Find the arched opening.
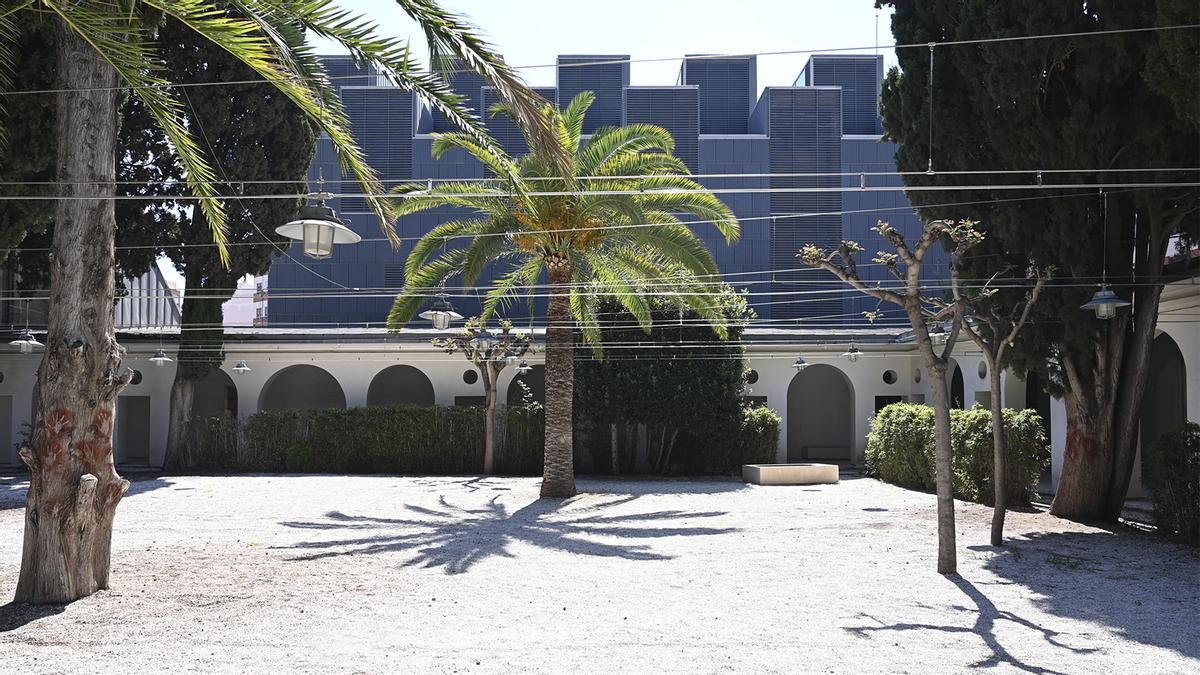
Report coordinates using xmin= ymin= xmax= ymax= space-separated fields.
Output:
xmin=786 ymin=364 xmax=854 ymax=463
xmin=507 ymin=365 xmax=545 ymax=406
xmin=258 ymin=365 xmax=346 ymax=412
xmin=1142 ymin=333 xmax=1187 ymax=480
xmin=193 ymin=368 xmax=237 ymax=419
xmin=949 ymin=363 xmax=965 ymax=410
xmin=367 ymin=365 xmax=435 ymax=407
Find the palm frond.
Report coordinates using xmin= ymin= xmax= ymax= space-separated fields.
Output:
xmin=0 ymin=6 xmax=23 ymax=151
xmin=578 ymin=123 xmax=676 ymax=175
xmin=50 ymin=0 xmax=230 ymax=263
xmin=481 ymin=255 xmax=543 ymax=321
xmin=145 ymin=0 xmax=392 ymax=248
xmin=388 ymin=248 xmax=469 ymax=327
xmin=609 ymin=222 xmax=721 ymax=278
xmin=560 ymin=91 xmax=594 ymax=153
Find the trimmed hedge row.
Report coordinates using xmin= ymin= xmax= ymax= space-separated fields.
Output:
xmin=673 ymin=404 xmax=782 ymax=475
xmin=865 ymin=403 xmax=1049 ymax=505
xmin=196 ymin=405 xmax=544 ymax=475
xmin=1146 ymin=422 xmax=1199 ymax=542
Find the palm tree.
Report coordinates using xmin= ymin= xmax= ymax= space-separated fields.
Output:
xmin=2 ymin=0 xmax=550 ymax=605
xmin=388 ymin=92 xmax=740 ymax=498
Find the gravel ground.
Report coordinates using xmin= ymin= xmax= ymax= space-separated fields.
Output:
xmin=1 ymin=473 xmax=1197 ymax=674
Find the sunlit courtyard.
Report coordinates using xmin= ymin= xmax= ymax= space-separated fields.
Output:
xmin=1 ymin=474 xmax=1195 ymax=673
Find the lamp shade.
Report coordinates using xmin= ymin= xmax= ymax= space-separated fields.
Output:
xmin=842 ymin=344 xmax=861 ymax=363
xmin=1080 ymin=286 xmax=1131 ymax=320
xmin=929 ymin=322 xmax=947 ymax=345
xmin=791 ymin=356 xmax=809 ymax=371
xmin=516 ymin=359 xmax=532 ymax=375
xmin=232 ymin=360 xmax=251 ymax=374
xmin=9 ymin=330 xmax=41 ymax=354
xmin=149 ymin=349 xmax=172 ymax=367
xmin=276 ymin=195 xmax=360 ymax=260
xmin=418 ymin=293 xmax=463 ymax=330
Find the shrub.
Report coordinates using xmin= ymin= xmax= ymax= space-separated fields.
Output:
xmin=204 ymin=405 xmax=545 ymax=475
xmin=865 ymin=403 xmax=936 ymax=491
xmin=1145 ymin=422 xmax=1200 ymax=542
xmin=737 ymin=405 xmax=782 ymax=466
xmin=866 ymin=403 xmax=1048 ymax=505
xmin=951 ymin=406 xmax=1049 ymax=505
xmin=674 ymin=405 xmax=781 ymax=475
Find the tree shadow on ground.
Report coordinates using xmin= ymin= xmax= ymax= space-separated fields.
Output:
xmin=0 ymin=476 xmax=173 ymax=511
xmin=846 ymin=575 xmax=1099 ymax=674
xmin=971 ymin=530 xmax=1200 ymax=660
xmin=278 ymin=491 xmax=736 ymax=574
xmin=0 ymin=602 xmax=64 ymax=633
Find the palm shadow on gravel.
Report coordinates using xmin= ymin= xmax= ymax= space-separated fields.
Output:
xmin=278 ymin=492 xmax=736 ymax=574
xmin=0 ymin=602 xmax=64 ymax=633
xmin=973 ymin=531 xmax=1200 ymax=660
xmin=846 ymin=575 xmax=1098 ymax=674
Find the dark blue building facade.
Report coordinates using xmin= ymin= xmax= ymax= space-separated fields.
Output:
xmin=269 ymin=53 xmax=937 ymax=327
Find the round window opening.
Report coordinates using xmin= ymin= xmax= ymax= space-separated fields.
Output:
xmin=747 ymin=369 xmax=759 ymax=384
xmin=913 ymin=368 xmax=922 ymax=384
xmin=978 ymin=362 xmax=988 ymax=379
xmin=463 ymin=369 xmax=478 ymax=385
xmin=882 ymin=369 xmax=898 ymax=385
xmin=129 ymin=369 xmax=143 ymax=385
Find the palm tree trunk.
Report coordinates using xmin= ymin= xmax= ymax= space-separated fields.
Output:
xmin=483 ymin=362 xmax=497 ymax=475
xmin=15 ymin=24 xmax=130 ymax=604
xmin=540 ymin=258 xmax=576 ymax=497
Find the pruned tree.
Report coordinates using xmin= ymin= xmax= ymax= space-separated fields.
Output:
xmin=800 ymin=218 xmax=983 ymax=574
xmin=435 ymin=318 xmax=531 ymax=474
xmin=952 ymin=267 xmax=1051 ymax=546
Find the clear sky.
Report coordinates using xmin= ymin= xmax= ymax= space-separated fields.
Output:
xmin=317 ymin=0 xmax=898 ymax=93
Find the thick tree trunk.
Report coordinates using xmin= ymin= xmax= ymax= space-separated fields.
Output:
xmin=1104 ymin=281 xmax=1165 ymax=518
xmin=540 ymin=258 xmax=575 ymax=497
xmin=928 ymin=362 xmax=957 ymax=575
xmin=1050 ymin=389 xmax=1114 ymax=520
xmin=163 ymin=375 xmax=196 ymax=472
xmin=15 ymin=25 xmax=130 ymax=604
xmin=988 ymin=363 xmax=1006 ymax=546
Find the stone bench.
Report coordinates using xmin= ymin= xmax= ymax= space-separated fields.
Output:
xmin=742 ymin=463 xmax=840 ymax=485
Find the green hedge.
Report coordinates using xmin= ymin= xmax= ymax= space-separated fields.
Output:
xmin=1146 ymin=422 xmax=1200 ymax=542
xmin=196 ymin=405 xmax=544 ymax=475
xmin=674 ymin=405 xmax=781 ymax=475
xmin=865 ymin=403 xmax=1048 ymax=505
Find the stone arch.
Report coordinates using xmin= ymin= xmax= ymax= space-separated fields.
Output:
xmin=507 ymin=365 xmax=545 ymax=406
xmin=786 ymin=364 xmax=854 ymax=463
xmin=258 ymin=364 xmax=346 ymax=412
xmin=193 ymin=368 xmax=238 ymax=419
xmin=367 ymin=365 xmax=436 ymax=407
xmin=1142 ymin=332 xmax=1187 ymax=478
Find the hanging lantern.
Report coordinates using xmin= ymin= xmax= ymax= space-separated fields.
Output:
xmin=9 ymin=329 xmax=41 ymax=354
xmin=791 ymin=355 xmax=809 ymax=372
xmin=516 ymin=359 xmax=532 ymax=375
xmin=232 ymin=360 xmax=251 ymax=374
xmin=149 ymin=349 xmax=173 ymax=367
xmin=842 ymin=343 xmax=861 ymax=363
xmin=419 ymin=292 xmax=463 ymax=330
xmin=929 ymin=322 xmax=947 ymax=346
xmin=275 ymin=192 xmax=361 ymax=260
xmin=1080 ymin=285 xmax=1131 ymax=320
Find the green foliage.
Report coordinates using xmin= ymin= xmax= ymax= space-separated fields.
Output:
xmin=878 ymin=1 xmax=1199 ymax=397
xmin=866 ymin=403 xmax=938 ymax=491
xmin=866 ymin=403 xmax=1048 ymax=505
xmin=387 ymin=90 xmax=740 ymax=339
xmin=1145 ymin=422 xmax=1200 ymax=542
xmin=204 ymin=405 xmax=545 ymax=475
xmin=951 ymin=406 xmax=1050 ymax=505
